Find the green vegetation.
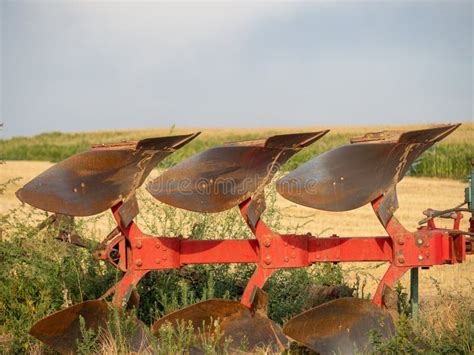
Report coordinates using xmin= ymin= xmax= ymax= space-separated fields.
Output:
xmin=370 ymin=284 xmax=474 ymax=355
xmin=1 ymin=124 xmax=473 ymax=179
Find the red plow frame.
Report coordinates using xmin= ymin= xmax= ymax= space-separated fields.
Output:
xmin=103 ymin=195 xmax=470 ymax=310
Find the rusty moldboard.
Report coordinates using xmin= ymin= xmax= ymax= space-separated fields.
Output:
xmin=276 ymin=124 xmax=460 ymax=212
xmin=16 ymin=133 xmax=199 ymax=218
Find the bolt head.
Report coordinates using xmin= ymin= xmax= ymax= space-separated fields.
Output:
xmin=264 ymin=256 xmax=272 ymax=265
xmin=418 ymin=255 xmax=424 ymax=261
xmin=135 ymin=259 xmax=143 ymax=267
xmin=416 ymin=238 xmax=423 ymax=246
xmin=398 ymin=256 xmax=405 ymax=264
xmin=398 ymin=238 xmax=404 ymax=245
xmin=136 ymin=240 xmax=142 ymax=249
xmin=264 ymin=239 xmax=271 ymax=247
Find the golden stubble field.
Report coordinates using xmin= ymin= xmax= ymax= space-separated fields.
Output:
xmin=1 ymin=160 xmax=472 ymax=302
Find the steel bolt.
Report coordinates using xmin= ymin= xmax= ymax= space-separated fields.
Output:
xmin=135 ymin=259 xmax=143 ymax=267
xmin=136 ymin=240 xmax=142 ymax=249
xmin=291 ymin=252 xmax=296 ymax=259
xmin=398 ymin=237 xmax=404 ymax=245
xmin=155 ymin=243 xmax=160 ymax=249
xmin=264 ymin=239 xmax=271 ymax=247
xmin=416 ymin=238 xmax=423 ymax=246
xmin=398 ymin=256 xmax=405 ymax=264
xmin=264 ymin=256 xmax=272 ymax=265
xmin=418 ymin=255 xmax=424 ymax=261
xmin=162 ymin=256 xmax=167 ymax=261
xmin=156 ymin=259 xmax=161 ymax=264
xmin=284 ymin=256 xmax=289 ymax=262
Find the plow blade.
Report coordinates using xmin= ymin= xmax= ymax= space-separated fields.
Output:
xmin=151 ymin=299 xmax=288 ymax=352
xmin=147 ymin=131 xmax=328 ymax=214
xmin=30 ymin=299 xmax=148 ymax=354
xmin=277 ymin=124 xmax=459 ymax=212
xmin=283 ymin=298 xmax=395 ymax=355
xmin=16 ymin=133 xmax=199 ymax=218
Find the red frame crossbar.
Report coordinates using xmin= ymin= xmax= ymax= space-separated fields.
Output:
xmin=97 ymin=195 xmax=469 ymax=310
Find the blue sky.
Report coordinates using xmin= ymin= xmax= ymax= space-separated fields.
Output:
xmin=1 ymin=1 xmax=472 ymax=138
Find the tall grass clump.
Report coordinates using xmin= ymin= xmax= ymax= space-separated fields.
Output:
xmin=371 ymin=284 xmax=473 ymax=354
xmin=410 ymin=144 xmax=473 ymax=180
xmin=0 ymin=210 xmax=118 ymax=352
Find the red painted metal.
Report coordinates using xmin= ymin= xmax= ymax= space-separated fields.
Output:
xmin=98 ymin=194 xmax=469 ymax=309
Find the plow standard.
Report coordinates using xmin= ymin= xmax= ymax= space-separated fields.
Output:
xmin=16 ymin=124 xmax=473 ymax=354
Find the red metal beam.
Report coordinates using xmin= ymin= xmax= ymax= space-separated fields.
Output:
xmin=308 ymin=236 xmax=392 ymax=262
xmin=106 ymin=198 xmax=470 ymax=308
xmin=181 ymin=239 xmax=259 ymax=264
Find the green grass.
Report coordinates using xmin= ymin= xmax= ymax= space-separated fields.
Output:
xmin=1 ymin=125 xmax=473 ymax=180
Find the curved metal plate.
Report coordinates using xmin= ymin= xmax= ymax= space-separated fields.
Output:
xmin=277 ymin=124 xmax=459 ymax=211
xmin=147 ymin=131 xmax=328 ymax=213
xmin=283 ymin=298 xmax=395 ymax=354
xmin=30 ymin=300 xmax=149 ymax=354
xmin=16 ymin=133 xmax=199 ymax=216
xmin=151 ymin=299 xmax=288 ymax=351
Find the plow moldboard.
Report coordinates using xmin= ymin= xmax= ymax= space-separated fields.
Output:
xmin=30 ymin=300 xmax=149 ymax=354
xmin=283 ymin=297 xmax=395 ymax=355
xmin=152 ymin=299 xmax=288 ymax=352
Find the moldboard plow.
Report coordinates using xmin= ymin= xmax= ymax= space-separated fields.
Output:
xmin=16 ymin=124 xmax=473 ymax=354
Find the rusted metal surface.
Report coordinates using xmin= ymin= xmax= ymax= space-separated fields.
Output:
xmin=152 ymin=298 xmax=288 ymax=352
xmin=283 ymin=298 xmax=395 ymax=354
xmin=16 ymin=133 xmax=199 ymax=218
xmin=147 ymin=132 xmax=328 ymax=221
xmin=29 ymin=300 xmax=148 ymax=354
xmin=277 ymin=124 xmax=460 ymax=212
xmin=30 ymin=300 xmax=109 ymax=354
